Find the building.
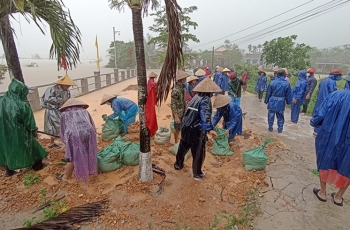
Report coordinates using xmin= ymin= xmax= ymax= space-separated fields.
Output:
xmin=244 ymin=53 xmax=263 ymax=66
xmin=315 ymin=57 xmax=343 ymax=73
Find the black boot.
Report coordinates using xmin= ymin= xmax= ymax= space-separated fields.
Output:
xmin=32 ymin=160 xmax=48 ymax=171
xmin=5 ymin=166 xmax=16 ymax=177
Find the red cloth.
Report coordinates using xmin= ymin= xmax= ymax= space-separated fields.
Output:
xmin=319 ymin=169 xmax=350 ymax=188
xmin=147 ymin=78 xmax=156 ymax=94
xmin=204 ymin=68 xmax=211 ymax=76
xmin=145 ymin=85 xmax=158 ymax=137
xmin=61 ymin=56 xmax=67 ymax=70
xmin=241 ymin=71 xmax=249 ymax=90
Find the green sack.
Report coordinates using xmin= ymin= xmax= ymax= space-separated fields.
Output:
xmin=97 ymin=144 xmax=123 ymax=173
xmin=169 ymin=143 xmax=191 ymax=161
xmin=243 ymin=140 xmax=270 ymax=171
xmin=101 ymin=114 xmax=123 ymax=141
xmin=120 ymin=142 xmax=140 ymax=166
xmin=211 ymin=127 xmax=234 ymax=156
xmin=170 ymin=120 xmax=175 ymax=133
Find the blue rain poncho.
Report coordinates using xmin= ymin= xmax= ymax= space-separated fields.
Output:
xmin=345 ymin=81 xmax=350 ymax=90
xmin=255 ymin=75 xmax=267 ymax=92
xmin=109 ymin=97 xmax=138 ymax=134
xmin=310 ymin=90 xmax=350 ymax=182
xmin=217 ymin=73 xmax=229 ymax=92
xmin=213 ymin=72 xmax=221 ymax=85
xmin=291 ymin=70 xmax=307 ymax=123
xmin=264 ymin=76 xmax=292 ymax=132
xmin=212 ymin=102 xmax=243 ymax=142
xmin=312 ymin=74 xmax=341 ymax=133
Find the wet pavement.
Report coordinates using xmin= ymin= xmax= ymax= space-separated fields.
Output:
xmin=240 ymin=92 xmax=350 ymax=230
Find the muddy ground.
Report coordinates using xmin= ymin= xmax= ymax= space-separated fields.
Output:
xmin=1 ymin=89 xmax=349 ymax=230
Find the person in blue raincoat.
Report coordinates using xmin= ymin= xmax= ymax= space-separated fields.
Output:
xmin=344 ymin=73 xmax=350 ymax=90
xmin=312 ymin=69 xmax=343 ymax=136
xmin=310 ymin=90 xmax=350 ymax=206
xmin=213 ymin=66 xmax=222 ymax=85
xmin=195 ymin=69 xmax=206 ymax=84
xmin=290 ymin=70 xmax=307 ymax=123
xmin=255 ymin=70 xmax=267 ymax=102
xmin=216 ymin=68 xmax=230 ymax=95
xmin=264 ymin=69 xmax=292 ymax=133
xmin=212 ymin=95 xmax=243 ymax=142
xmin=100 ymin=94 xmax=138 ymax=134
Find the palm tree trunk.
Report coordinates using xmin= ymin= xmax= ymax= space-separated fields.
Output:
xmin=131 ymin=4 xmax=153 ymax=182
xmin=0 ymin=15 xmax=25 ymax=83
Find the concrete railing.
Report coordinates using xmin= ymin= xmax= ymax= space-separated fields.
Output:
xmin=0 ymin=68 xmax=136 ymax=112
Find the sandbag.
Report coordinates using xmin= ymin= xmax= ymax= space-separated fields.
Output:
xmin=211 ymin=127 xmax=234 ymax=156
xmin=120 ymin=142 xmax=140 ymax=166
xmin=243 ymin=140 xmax=270 ymax=171
xmin=169 ymin=143 xmax=191 ymax=161
xmin=97 ymin=144 xmax=122 ymax=173
xmin=154 ymin=127 xmax=171 ymax=145
xmin=170 ymin=120 xmax=175 ymax=133
xmin=101 ymin=114 xmax=123 ymax=141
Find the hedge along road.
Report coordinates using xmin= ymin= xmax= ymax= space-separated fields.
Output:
xmin=239 ymin=92 xmax=350 ymax=230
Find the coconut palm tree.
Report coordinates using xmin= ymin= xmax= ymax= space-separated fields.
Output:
xmin=109 ymin=0 xmax=183 ymax=182
xmin=0 ymin=0 xmax=82 ymax=83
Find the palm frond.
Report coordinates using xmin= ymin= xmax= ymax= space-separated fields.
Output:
xmin=156 ymin=0 xmax=183 ymax=105
xmin=109 ymin=0 xmax=130 ymax=11
xmin=12 ymin=199 xmax=108 ymax=230
xmin=0 ymin=0 xmax=82 ymax=70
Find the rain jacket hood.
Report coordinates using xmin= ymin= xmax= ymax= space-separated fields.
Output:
xmin=329 ymin=74 xmax=342 ymax=81
xmin=298 ymin=70 xmax=307 ymax=81
xmin=6 ymin=78 xmax=29 ymax=101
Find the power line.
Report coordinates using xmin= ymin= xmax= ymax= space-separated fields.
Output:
xmin=191 ymin=0 xmax=315 ymax=49
xmin=231 ymin=0 xmax=348 ymax=46
xmin=233 ymin=0 xmax=350 ymax=46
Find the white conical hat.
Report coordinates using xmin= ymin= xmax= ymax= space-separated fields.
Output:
xmin=148 ymin=72 xmax=158 ymax=78
xmin=213 ymin=95 xmax=231 ymax=108
xmin=100 ymin=94 xmax=118 ymax=105
xmin=60 ymin=98 xmax=89 ymax=111
xmin=55 ymin=75 xmax=76 ymax=86
xmin=222 ymin=68 xmax=230 ymax=72
xmin=195 ymin=69 xmax=206 ymax=76
xmin=176 ymin=71 xmax=190 ymax=81
xmin=193 ymin=78 xmax=222 ymax=93
xmin=187 ymin=75 xmax=199 ymax=83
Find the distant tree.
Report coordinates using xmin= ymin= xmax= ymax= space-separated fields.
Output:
xmin=222 ymin=40 xmax=243 ymax=68
xmin=261 ymin=35 xmax=312 ymax=73
xmin=198 ymin=50 xmax=213 ymax=67
xmin=106 ymin=40 xmax=136 ymax=69
xmin=0 ymin=64 xmax=7 ymax=84
xmin=148 ymin=5 xmax=199 ymax=66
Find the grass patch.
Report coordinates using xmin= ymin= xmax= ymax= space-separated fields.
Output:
xmin=23 ymin=173 xmax=41 ymax=188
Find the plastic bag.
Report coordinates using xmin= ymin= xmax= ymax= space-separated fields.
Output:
xmin=97 ymin=144 xmax=122 ymax=173
xmin=169 ymin=143 xmax=191 ymax=161
xmin=101 ymin=114 xmax=123 ymax=141
xmin=154 ymin=127 xmax=171 ymax=145
xmin=243 ymin=140 xmax=270 ymax=171
xmin=211 ymin=127 xmax=234 ymax=156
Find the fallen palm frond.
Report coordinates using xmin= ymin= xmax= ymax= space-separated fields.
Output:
xmin=12 ymin=199 xmax=108 ymax=230
xmin=156 ymin=0 xmax=183 ymax=105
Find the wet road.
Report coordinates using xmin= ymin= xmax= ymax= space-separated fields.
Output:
xmin=240 ymin=92 xmax=350 ymax=230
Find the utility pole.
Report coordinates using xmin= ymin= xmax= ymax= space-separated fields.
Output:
xmin=211 ymin=46 xmax=214 ymax=71
xmin=113 ymin=27 xmax=121 ymax=68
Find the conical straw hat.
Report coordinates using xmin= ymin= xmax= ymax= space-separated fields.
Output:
xmin=60 ymin=98 xmax=89 ymax=111
xmin=213 ymin=95 xmax=231 ymax=108
xmin=282 ymin=68 xmax=289 ymax=75
xmin=176 ymin=71 xmax=190 ymax=81
xmin=148 ymin=72 xmax=158 ymax=78
xmin=100 ymin=94 xmax=118 ymax=105
xmin=187 ymin=75 xmax=199 ymax=83
xmin=55 ymin=75 xmax=76 ymax=86
xmin=217 ymin=67 xmax=224 ymax=72
xmin=222 ymin=68 xmax=230 ymax=72
xmin=193 ymin=78 xmax=222 ymax=93
xmin=195 ymin=69 xmax=206 ymax=76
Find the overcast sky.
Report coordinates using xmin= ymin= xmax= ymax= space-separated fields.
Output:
xmin=1 ymin=0 xmax=349 ymax=59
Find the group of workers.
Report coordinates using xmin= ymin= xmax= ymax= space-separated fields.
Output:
xmin=0 ymin=75 xmax=138 ymax=184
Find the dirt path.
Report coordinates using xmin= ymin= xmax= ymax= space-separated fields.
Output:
xmin=240 ymin=92 xmax=350 ymax=230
